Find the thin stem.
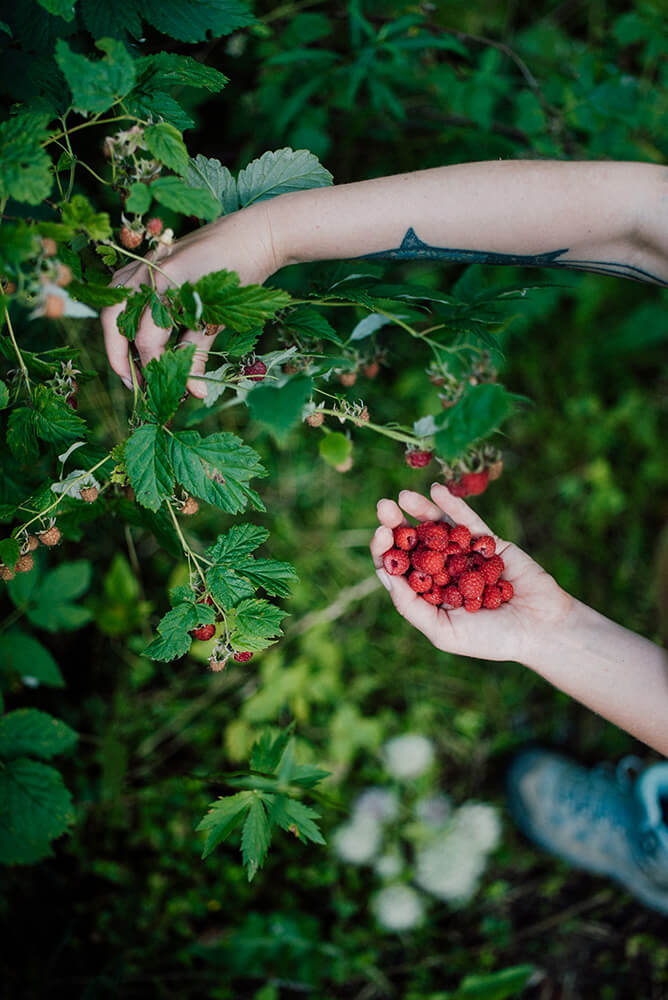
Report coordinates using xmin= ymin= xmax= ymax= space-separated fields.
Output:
xmin=15 ymin=454 xmax=114 ymax=535
xmin=165 ymin=500 xmax=209 ymax=589
xmin=43 ymin=114 xmax=141 ymax=147
xmin=4 ymin=308 xmax=31 ymax=396
xmin=316 ymin=406 xmax=420 ymax=445
xmin=106 ymin=242 xmax=177 ymax=286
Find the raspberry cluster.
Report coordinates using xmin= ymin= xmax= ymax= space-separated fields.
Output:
xmin=382 ymin=520 xmax=514 ymax=613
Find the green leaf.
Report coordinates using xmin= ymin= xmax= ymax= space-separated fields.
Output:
xmin=66 ymin=279 xmax=128 ymax=309
xmin=55 ymin=37 xmax=136 ymax=114
xmin=0 ymin=538 xmax=20 ymax=569
xmin=266 ymin=796 xmax=325 ymax=846
xmin=125 ymin=181 xmax=152 ymax=214
xmin=126 ymin=91 xmax=195 ymax=133
xmin=205 ymin=565 xmax=255 ymax=609
xmin=319 ymin=432 xmax=352 ymax=467
xmin=233 ymin=558 xmax=297 ymax=599
xmin=230 ymin=597 xmax=287 ymax=652
xmin=0 ymin=709 xmax=77 ymax=760
xmin=0 ymin=631 xmax=65 ymax=687
xmin=186 ymin=154 xmax=237 ymax=215
xmin=125 ymin=424 xmax=174 ymax=511
xmin=144 ymin=122 xmax=190 ymax=177
xmin=6 ymin=408 xmax=39 ymax=464
xmin=241 ymin=795 xmax=271 ymax=880
xmin=36 ymin=0 xmax=77 ymax=20
xmin=8 ymin=561 xmax=93 ymax=632
xmin=0 ymin=222 xmax=39 ymax=269
xmin=135 ymin=52 xmax=228 ymax=93
xmin=117 ymin=287 xmax=152 ymax=341
xmin=140 ymin=0 xmax=256 ymax=43
xmin=450 ymin=964 xmax=536 ymax=1000
xmin=32 ymin=385 xmax=87 ymax=448
xmin=0 ymin=757 xmax=74 ymax=865
xmin=287 ymin=763 xmax=331 ymax=789
xmin=247 ymin=376 xmax=313 ymax=444
xmin=206 ymin=524 xmax=269 ymax=561
xmin=249 ymin=729 xmax=292 ymax=773
xmin=60 ymin=194 xmax=112 ymax=241
xmin=143 ymin=599 xmax=214 ymax=661
xmin=144 ymin=346 xmax=194 ymax=424
xmin=237 ymin=148 xmax=333 ymax=207
xmin=0 ymin=113 xmax=53 ymax=205
xmin=434 ymin=383 xmax=513 ymax=462
xmin=284 ymin=305 xmax=341 ymax=345
xmin=79 ymin=0 xmax=144 ymax=39
xmin=196 ymin=790 xmax=253 ymax=859
xmin=0 ymin=380 xmax=8 ymax=409
xmin=151 ymin=176 xmax=221 ymax=222
xmin=169 ymin=430 xmax=265 ymax=513
xmin=194 ymin=270 xmax=292 ymax=331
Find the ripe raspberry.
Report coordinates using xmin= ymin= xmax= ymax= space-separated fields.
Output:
xmin=181 ymin=496 xmax=199 ymax=515
xmin=146 ymin=217 xmax=164 ymax=236
xmin=487 ymin=459 xmax=504 ymax=481
xmin=408 ymin=570 xmax=432 ymax=593
xmin=458 ymin=570 xmax=485 ymax=600
xmin=363 ymin=360 xmax=380 ymax=378
xmin=421 ymin=522 xmax=449 ymax=551
xmin=467 ymin=552 xmax=485 ymax=571
xmin=411 ymin=546 xmax=445 ymax=576
xmin=233 ymin=651 xmax=253 ymax=662
xmin=0 ymin=564 xmax=15 ymax=581
xmin=119 ymin=226 xmax=143 ymax=250
xmin=432 ymin=570 xmax=450 ymax=587
xmin=446 ymin=479 xmax=469 ymax=497
xmin=460 ymin=470 xmax=489 ymax=496
xmin=383 ymin=548 xmax=410 ymax=576
xmin=66 ymin=393 xmax=78 ymax=410
xmin=393 ymin=525 xmax=418 ymax=551
xmin=442 ymin=585 xmax=463 ymax=609
xmin=449 ymin=524 xmax=471 ymax=551
xmin=498 ymin=580 xmax=514 ymax=603
xmin=471 ymin=534 xmax=496 ymax=558
xmin=482 ymin=585 xmax=503 ymax=610
xmin=405 ymin=449 xmax=433 ymax=469
xmin=80 ymin=486 xmax=98 ymax=504
xmin=38 ymin=526 xmax=61 ymax=547
xmin=421 ymin=585 xmax=446 ymax=606
xmin=15 ymin=554 xmax=34 ymax=574
xmin=306 ymin=411 xmax=324 ymax=428
xmin=192 ymin=624 xmax=216 ymax=641
xmin=481 ymin=554 xmax=505 ymax=586
xmin=198 ymin=594 xmax=215 ymax=607
xmin=338 ymin=371 xmax=357 ymax=387
xmin=464 ymin=596 xmax=483 ymax=613
xmin=416 ymin=521 xmax=436 ymax=542
xmin=243 ymin=360 xmax=267 ymax=382
xmin=445 ymin=540 xmax=463 ymax=554
xmin=45 ymin=294 xmax=65 ymax=319
xmin=447 ymin=553 xmax=469 ymax=577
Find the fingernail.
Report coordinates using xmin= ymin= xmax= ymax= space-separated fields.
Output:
xmin=431 ymin=482 xmax=442 ymax=490
xmin=377 ymin=569 xmax=393 ymax=593
xmin=121 ymin=376 xmax=133 ymax=391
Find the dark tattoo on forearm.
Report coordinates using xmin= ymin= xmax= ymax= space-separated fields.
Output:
xmin=357 ymin=227 xmax=667 ymax=287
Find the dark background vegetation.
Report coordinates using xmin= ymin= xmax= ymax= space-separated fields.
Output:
xmin=1 ymin=0 xmax=667 ymax=997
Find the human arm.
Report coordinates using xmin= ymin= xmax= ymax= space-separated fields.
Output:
xmin=370 ymin=483 xmax=668 ymax=756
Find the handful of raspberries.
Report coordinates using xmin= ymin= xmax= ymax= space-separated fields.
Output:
xmin=382 ymin=520 xmax=514 ymax=613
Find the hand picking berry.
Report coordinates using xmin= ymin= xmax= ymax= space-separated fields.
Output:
xmin=380 ymin=518 xmax=514 ymax=613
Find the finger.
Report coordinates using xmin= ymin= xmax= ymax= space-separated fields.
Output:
xmin=134 ymin=308 xmax=173 ymax=369
xmin=381 ymin=569 xmax=448 ymax=643
xmin=397 ymin=488 xmax=449 ymax=524
xmin=370 ymin=524 xmax=395 ymax=569
xmin=101 ymin=301 xmax=134 ymax=388
xmin=428 ymin=483 xmax=495 ymax=537
xmin=179 ymin=327 xmax=220 ymax=399
xmin=376 ymin=497 xmax=406 ymax=529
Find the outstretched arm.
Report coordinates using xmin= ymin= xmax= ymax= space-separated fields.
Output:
xmin=269 ymin=159 xmax=668 ymax=285
xmin=370 ymin=484 xmax=668 ymax=757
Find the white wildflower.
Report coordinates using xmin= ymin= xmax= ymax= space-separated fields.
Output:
xmin=383 ymin=733 xmax=435 ymax=780
xmin=415 ymin=793 xmax=452 ymax=829
xmin=374 ymin=850 xmax=404 ymax=879
xmin=332 ymin=815 xmax=382 ymax=865
xmin=414 ymin=820 xmax=490 ymax=904
xmin=454 ymin=802 xmax=502 ymax=853
xmin=353 ymin=787 xmax=400 ymax=825
xmin=372 ymin=884 xmax=425 ymax=932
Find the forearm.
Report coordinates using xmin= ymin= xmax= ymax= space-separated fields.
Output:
xmin=267 ymin=159 xmax=668 ymax=285
xmin=521 ymin=599 xmax=668 ymax=755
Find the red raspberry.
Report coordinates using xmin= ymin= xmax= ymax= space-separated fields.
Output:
xmin=421 ymin=522 xmax=449 ymax=551
xmin=192 ymin=624 xmax=215 ymax=641
xmin=464 ymin=596 xmax=483 ymax=613
xmin=411 ymin=547 xmax=445 ymax=575
xmin=421 ymin=585 xmax=445 ymax=605
xmin=233 ymin=651 xmax=253 ymax=662
xmin=445 ymin=540 xmax=463 ymax=554
xmin=119 ymin=226 xmax=143 ymax=250
xmin=447 ymin=479 xmax=470 ymax=497
xmin=198 ymin=594 xmax=215 ymax=607
xmin=363 ymin=360 xmax=380 ymax=378
xmin=471 ymin=534 xmax=496 ymax=558
xmin=416 ymin=521 xmax=436 ymax=542
xmin=146 ymin=217 xmax=164 ymax=236
xmin=66 ymin=393 xmax=78 ymax=410
xmin=482 ymin=585 xmax=503 ymax=609
xmin=408 ymin=570 xmax=432 ymax=593
xmin=405 ymin=449 xmax=433 ymax=469
xmin=243 ymin=360 xmax=267 ymax=381
xmin=432 ymin=570 xmax=450 ymax=587
xmin=383 ymin=548 xmax=410 ymax=575
xmin=461 ymin=470 xmax=489 ymax=496
xmin=499 ymin=579 xmax=514 ymax=602
xmin=442 ymin=585 xmax=463 ymax=608
xmin=467 ymin=552 xmax=485 ymax=571
xmin=393 ymin=525 xmax=418 ymax=551
xmin=458 ymin=570 xmax=485 ymax=600
xmin=447 ymin=553 xmax=469 ymax=577
xmin=481 ymin=554 xmax=505 ymax=586
xmin=449 ymin=524 xmax=471 ymax=551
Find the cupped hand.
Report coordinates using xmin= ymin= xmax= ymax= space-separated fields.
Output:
xmin=370 ymin=483 xmax=574 ymax=663
xmin=100 ymin=202 xmax=279 ymax=398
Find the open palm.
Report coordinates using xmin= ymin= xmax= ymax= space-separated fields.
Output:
xmin=370 ymin=484 xmax=574 ymax=664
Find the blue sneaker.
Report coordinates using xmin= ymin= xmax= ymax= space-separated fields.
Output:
xmin=506 ymin=748 xmax=668 ymax=915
